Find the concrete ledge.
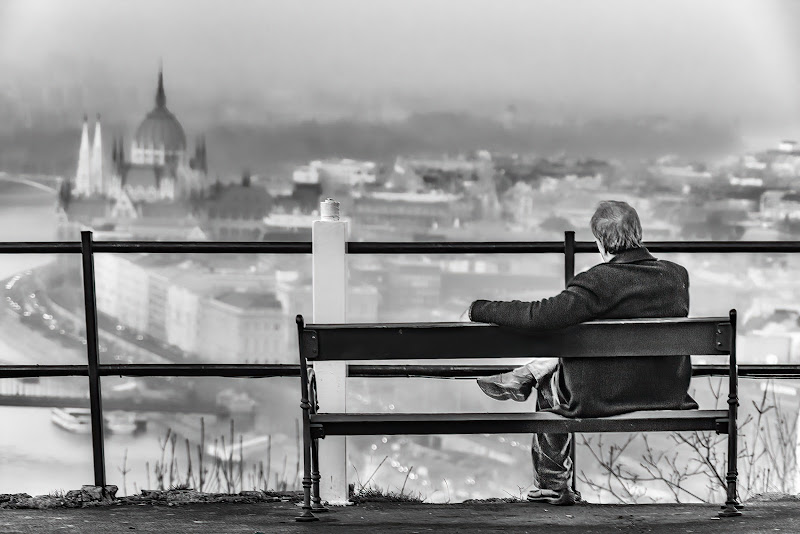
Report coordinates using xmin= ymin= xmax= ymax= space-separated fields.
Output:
xmin=0 ymin=498 xmax=798 ymax=533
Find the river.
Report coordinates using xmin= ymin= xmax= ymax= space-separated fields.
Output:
xmin=0 ymin=182 xmax=194 ymax=496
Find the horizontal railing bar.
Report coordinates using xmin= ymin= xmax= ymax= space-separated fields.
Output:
xmin=0 ymin=365 xmax=88 ymax=377
xmin=0 ymin=243 xmax=82 ymax=254
xmin=99 ymin=364 xmax=301 ymax=377
xmin=2 ymin=363 xmax=797 ymax=380
xmin=0 ymin=364 xmax=301 ymax=378
xmin=348 ymin=241 xmax=800 ymax=255
xmin=1 ymin=240 xmax=800 ymax=255
xmin=575 ymin=241 xmax=800 ymax=254
xmin=92 ymin=242 xmax=312 ymax=254
xmin=347 ymin=242 xmax=564 ymax=254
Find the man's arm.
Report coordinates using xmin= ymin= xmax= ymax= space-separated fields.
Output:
xmin=469 ymin=274 xmax=607 ymax=331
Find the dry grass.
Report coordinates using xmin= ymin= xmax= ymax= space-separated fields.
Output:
xmin=131 ymin=417 xmax=300 ymax=494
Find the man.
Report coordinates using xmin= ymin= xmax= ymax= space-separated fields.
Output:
xmin=468 ymin=201 xmax=697 ymax=506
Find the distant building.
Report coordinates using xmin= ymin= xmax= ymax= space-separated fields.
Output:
xmin=649 ymin=157 xmax=713 ymax=190
xmin=95 ymin=253 xmax=282 ymax=361
xmin=728 ymin=175 xmax=765 ymax=188
xmin=93 ymin=254 xmax=169 ymax=332
xmin=107 ymin=68 xmax=207 ymax=203
xmin=396 ymin=156 xmax=481 ymax=191
xmin=351 ymin=190 xmax=470 ymax=234
xmin=778 ymin=140 xmax=798 ymax=153
xmin=261 ymin=212 xmax=313 ymax=241
xmin=275 ymin=270 xmax=378 ymax=324
xmin=200 ymin=182 xmax=273 ymax=240
xmin=741 ymin=153 xmax=769 ymax=171
xmin=73 ymin=114 xmax=104 ymax=196
xmin=59 ymin=67 xmax=209 ymax=238
xmin=767 ymin=148 xmax=800 ymax=178
xmin=197 ymin=291 xmax=285 ymax=364
xmin=373 ymin=259 xmax=442 ymax=317
xmin=501 ymin=182 xmax=536 ymax=228
xmin=760 ymin=190 xmax=800 ymax=221
xmin=296 ymin=159 xmax=378 ymax=189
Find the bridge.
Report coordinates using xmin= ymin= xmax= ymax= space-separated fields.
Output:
xmin=0 ymin=376 xmax=225 ymax=414
xmin=0 ymin=172 xmax=59 ymax=194
xmin=0 ymin=393 xmax=224 ymax=414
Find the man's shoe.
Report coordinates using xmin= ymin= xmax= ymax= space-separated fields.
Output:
xmin=526 ymin=488 xmax=578 ymax=506
xmin=476 ymin=367 xmax=535 ymax=402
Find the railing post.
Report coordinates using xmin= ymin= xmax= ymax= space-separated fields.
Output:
xmin=564 ymin=230 xmax=575 ymax=284
xmin=564 ymin=230 xmax=577 ymax=494
xmin=312 ymin=199 xmax=349 ymax=504
xmin=80 ymin=230 xmax=106 ymax=490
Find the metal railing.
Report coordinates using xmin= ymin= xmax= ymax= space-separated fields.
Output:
xmin=1 ymin=230 xmax=800 ymax=491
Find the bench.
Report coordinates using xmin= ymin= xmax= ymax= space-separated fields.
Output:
xmin=294 ymin=311 xmax=741 ymax=521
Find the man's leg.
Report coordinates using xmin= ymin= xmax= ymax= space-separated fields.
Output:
xmin=528 ymin=366 xmax=576 ymax=505
xmin=476 ymin=358 xmax=558 ymax=402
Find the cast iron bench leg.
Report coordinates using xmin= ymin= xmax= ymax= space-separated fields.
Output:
xmin=311 ymin=437 xmax=328 ymax=512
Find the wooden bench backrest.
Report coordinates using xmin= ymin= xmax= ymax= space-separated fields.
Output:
xmin=299 ymin=316 xmax=734 ymax=361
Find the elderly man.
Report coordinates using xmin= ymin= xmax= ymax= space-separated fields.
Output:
xmin=469 ymin=201 xmax=697 ymax=505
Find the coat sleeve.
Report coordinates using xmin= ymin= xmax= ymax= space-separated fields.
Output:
xmin=468 ymin=271 xmax=609 ymax=331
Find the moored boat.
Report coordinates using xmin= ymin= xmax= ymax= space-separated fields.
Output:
xmin=104 ymin=411 xmax=138 ymax=435
xmin=50 ymin=408 xmax=148 ymax=435
xmin=50 ymin=407 xmax=92 ymax=434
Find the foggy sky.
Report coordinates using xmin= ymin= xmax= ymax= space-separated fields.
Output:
xmin=1 ymin=0 xmax=798 ymax=135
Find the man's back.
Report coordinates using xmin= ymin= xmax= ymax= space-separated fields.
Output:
xmin=555 ymin=247 xmax=696 ymax=417
xmin=469 ymin=246 xmax=697 ymax=417
xmin=578 ymin=248 xmax=688 ymax=321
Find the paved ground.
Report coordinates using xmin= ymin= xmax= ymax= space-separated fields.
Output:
xmin=1 ymin=498 xmax=798 ymax=534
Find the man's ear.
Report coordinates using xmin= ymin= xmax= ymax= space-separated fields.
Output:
xmin=595 ymin=238 xmax=605 ymax=256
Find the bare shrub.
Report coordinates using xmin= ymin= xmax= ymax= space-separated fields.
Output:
xmin=578 ymin=378 xmax=797 ymax=503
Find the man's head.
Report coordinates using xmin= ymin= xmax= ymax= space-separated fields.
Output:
xmin=590 ymin=201 xmax=642 ymax=261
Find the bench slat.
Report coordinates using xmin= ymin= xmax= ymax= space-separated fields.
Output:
xmin=302 ymin=319 xmax=732 ymax=361
xmin=310 ymin=409 xmax=729 ymax=436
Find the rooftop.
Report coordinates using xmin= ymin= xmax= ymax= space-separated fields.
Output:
xmin=355 ymin=190 xmax=462 ymax=203
xmin=205 ymin=184 xmax=272 ymax=220
xmin=213 ymin=290 xmax=282 ymax=310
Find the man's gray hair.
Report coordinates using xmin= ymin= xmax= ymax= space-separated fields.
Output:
xmin=590 ymin=201 xmax=642 ymax=255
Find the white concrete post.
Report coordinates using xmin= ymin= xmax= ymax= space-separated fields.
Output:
xmin=312 ymin=198 xmax=349 ymax=504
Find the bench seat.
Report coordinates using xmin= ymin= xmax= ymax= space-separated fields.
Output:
xmin=310 ymin=409 xmax=729 ymax=437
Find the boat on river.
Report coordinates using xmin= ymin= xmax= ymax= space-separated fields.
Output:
xmin=105 ymin=411 xmax=139 ymax=434
xmin=50 ymin=408 xmax=147 ymax=435
xmin=50 ymin=407 xmax=92 ymax=433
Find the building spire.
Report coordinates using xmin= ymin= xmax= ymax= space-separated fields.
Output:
xmin=75 ymin=114 xmax=91 ymax=195
xmin=90 ymin=114 xmax=104 ymax=194
xmin=155 ymin=62 xmax=166 ymax=108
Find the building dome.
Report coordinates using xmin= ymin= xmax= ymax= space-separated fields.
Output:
xmin=133 ymin=69 xmax=187 ymax=151
xmin=135 ymin=108 xmax=186 ymax=151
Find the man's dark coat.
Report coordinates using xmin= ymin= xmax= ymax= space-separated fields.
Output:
xmin=469 ymin=247 xmax=698 ymax=417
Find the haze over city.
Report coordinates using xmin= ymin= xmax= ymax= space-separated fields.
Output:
xmin=1 ymin=0 xmax=798 ymax=138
